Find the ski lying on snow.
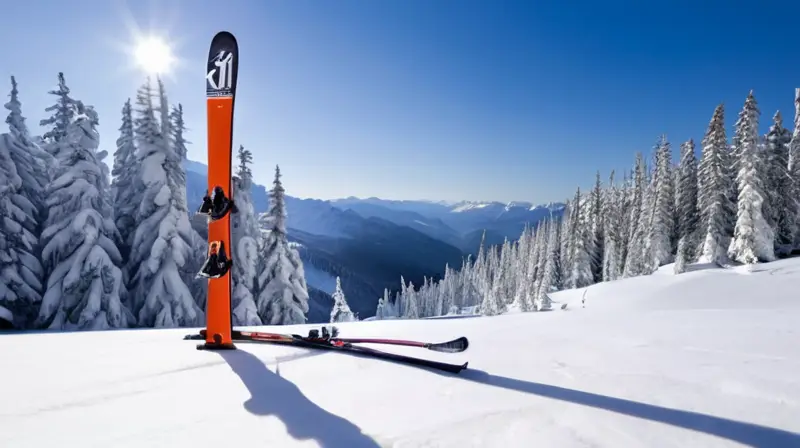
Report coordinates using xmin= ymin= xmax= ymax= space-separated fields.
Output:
xmin=223 ymin=329 xmax=469 ymax=353
xmin=185 ymin=329 xmax=469 ymax=374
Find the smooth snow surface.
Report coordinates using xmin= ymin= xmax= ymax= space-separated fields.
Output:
xmin=2 ymin=259 xmax=800 ymax=447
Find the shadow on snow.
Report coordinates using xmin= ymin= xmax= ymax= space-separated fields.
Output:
xmin=217 ymin=349 xmax=380 ymax=448
xmin=455 ymin=369 xmax=800 ymax=447
xmin=218 ymin=345 xmax=800 ymax=448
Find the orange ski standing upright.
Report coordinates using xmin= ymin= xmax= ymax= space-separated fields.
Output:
xmin=197 ymin=31 xmax=239 ymax=350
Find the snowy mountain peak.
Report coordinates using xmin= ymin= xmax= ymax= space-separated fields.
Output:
xmin=450 ymin=201 xmax=497 ymax=213
xmin=450 ymin=200 xmax=556 ymax=214
xmin=504 ymin=201 xmax=533 ymax=211
xmin=529 ymin=202 xmax=566 ymax=212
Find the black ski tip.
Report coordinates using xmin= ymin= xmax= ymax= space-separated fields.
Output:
xmin=441 ymin=361 xmax=469 ymax=374
xmin=428 ymin=336 xmax=469 ymax=353
xmin=212 ymin=30 xmax=238 ymax=43
xmin=207 ymin=31 xmax=239 ymax=98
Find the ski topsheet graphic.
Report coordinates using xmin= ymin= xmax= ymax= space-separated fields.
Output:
xmin=198 ymin=31 xmax=239 ymax=350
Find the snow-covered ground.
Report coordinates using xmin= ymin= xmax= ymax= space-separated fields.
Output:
xmin=2 ymin=258 xmax=800 ymax=447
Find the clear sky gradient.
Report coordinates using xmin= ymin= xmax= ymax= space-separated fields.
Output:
xmin=3 ymin=0 xmax=800 ymax=204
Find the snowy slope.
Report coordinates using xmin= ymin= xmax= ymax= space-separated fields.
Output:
xmin=2 ymin=259 xmax=800 ymax=447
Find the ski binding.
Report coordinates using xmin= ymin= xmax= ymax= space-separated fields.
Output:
xmin=308 ymin=325 xmax=339 ymax=340
xmin=197 ymin=240 xmax=232 ymax=278
xmin=198 ymin=186 xmax=237 ymax=221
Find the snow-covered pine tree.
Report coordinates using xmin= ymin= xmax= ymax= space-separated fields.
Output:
xmin=0 ymin=131 xmax=41 ymax=328
xmin=532 ymin=220 xmax=551 ymax=308
xmin=558 ymin=198 xmax=573 ymax=283
xmin=532 ymin=220 xmax=550 ymax=300
xmin=674 ymin=139 xmax=700 ymax=273
xmin=511 ymin=226 xmax=531 ymax=310
xmin=422 ymin=277 xmax=432 ymax=317
xmin=790 ymin=89 xmax=800 ymax=250
xmin=698 ymin=103 xmax=735 ymax=266
xmin=169 ymin=103 xmax=208 ymax=311
xmin=527 ymin=223 xmax=550 ymax=288
xmin=330 ymin=276 xmax=355 ymax=323
xmin=569 ymin=187 xmax=593 ymax=288
xmin=110 ymin=99 xmax=140 ymax=266
xmin=589 ymin=171 xmax=605 ymax=282
xmin=230 ymin=145 xmax=261 ymax=325
xmin=374 ymin=288 xmax=391 ymax=319
xmin=763 ymin=111 xmax=795 ymax=255
xmin=603 ymin=171 xmax=623 ymax=280
xmin=424 ymin=277 xmax=434 ymax=315
xmin=646 ymin=135 xmax=675 ymax=270
xmin=374 ymin=295 xmax=385 ymax=319
xmin=497 ymin=238 xmax=513 ymax=306
xmin=427 ymin=276 xmax=439 ymax=317
xmin=517 ymin=226 xmax=538 ymax=311
xmin=472 ymin=231 xmax=489 ymax=304
xmin=440 ymin=263 xmax=457 ymax=316
xmin=523 ymin=227 xmax=536 ymax=296
xmin=35 ymin=100 xmax=132 ymax=330
xmin=623 ymin=153 xmax=648 ymax=276
xmin=402 ymin=280 xmax=419 ymax=318
xmin=39 ymin=73 xmax=77 ymax=161
xmin=633 ymin=146 xmax=659 ymax=275
xmin=536 ymin=219 xmax=558 ymax=310
xmin=549 ymin=218 xmax=563 ymax=291
xmin=418 ymin=278 xmax=429 ymax=317
xmin=618 ymin=169 xmax=634 ymax=266
xmin=5 ymin=75 xmax=50 ymax=230
xmin=430 ymin=269 xmax=444 ymax=317
xmin=157 ymin=78 xmax=172 ymax=145
xmin=459 ymin=255 xmax=479 ymax=310
xmin=0 ymin=76 xmax=48 ymax=327
xmin=480 ymin=244 xmax=503 ymax=315
xmin=170 ymin=104 xmax=188 ymax=159
xmin=395 ymin=275 xmax=407 ymax=317
xmin=383 ymin=288 xmax=399 ymax=318
xmin=256 ymin=165 xmax=309 ymax=325
xmin=425 ymin=277 xmax=441 ymax=317
xmin=728 ymin=91 xmax=775 ymax=264
xmin=127 ymin=79 xmax=201 ymax=327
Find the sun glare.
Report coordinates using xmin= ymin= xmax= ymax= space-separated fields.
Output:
xmin=134 ymin=36 xmax=175 ymax=75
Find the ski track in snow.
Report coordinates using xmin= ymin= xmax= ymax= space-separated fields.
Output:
xmin=2 ymin=258 xmax=800 ymax=447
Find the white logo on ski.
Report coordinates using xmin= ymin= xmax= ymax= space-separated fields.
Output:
xmin=206 ymin=50 xmax=233 ymax=91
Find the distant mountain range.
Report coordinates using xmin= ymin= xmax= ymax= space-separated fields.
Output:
xmin=182 ymin=160 xmax=565 ymax=321
xmin=330 ymin=197 xmax=566 ymax=253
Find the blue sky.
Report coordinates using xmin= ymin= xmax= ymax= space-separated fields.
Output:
xmin=3 ymin=0 xmax=800 ymax=204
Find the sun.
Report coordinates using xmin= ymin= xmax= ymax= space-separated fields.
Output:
xmin=134 ymin=36 xmax=175 ymax=75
